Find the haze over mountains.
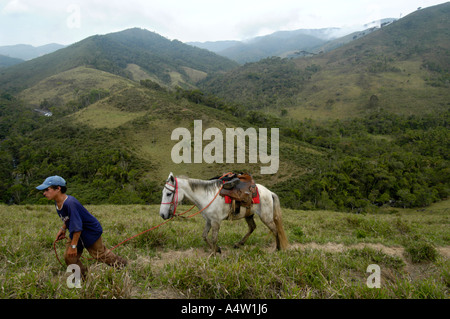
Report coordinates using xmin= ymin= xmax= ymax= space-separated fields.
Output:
xmin=0 ymin=3 xmax=448 ymax=208
xmin=189 ymin=19 xmax=397 ymax=63
xmin=0 ymin=43 xmax=67 ymax=69
xmin=0 ymin=43 xmax=66 ymax=61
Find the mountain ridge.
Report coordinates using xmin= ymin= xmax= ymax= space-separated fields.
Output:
xmin=0 ymin=54 xmax=24 ymax=68
xmin=188 ymin=20 xmax=397 ymax=64
xmin=199 ymin=2 xmax=450 ymax=119
xmin=0 ymin=28 xmax=238 ymax=93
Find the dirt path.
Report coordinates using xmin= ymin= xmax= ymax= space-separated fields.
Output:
xmin=289 ymin=242 xmax=449 ymax=263
xmin=289 ymin=242 xmax=406 ymax=258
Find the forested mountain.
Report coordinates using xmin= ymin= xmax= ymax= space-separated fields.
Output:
xmin=202 ymin=31 xmax=328 ymax=64
xmin=189 ymin=22 xmax=396 ymax=64
xmin=187 ymin=40 xmax=241 ymax=54
xmin=0 ymin=55 xmax=23 ymax=68
xmin=0 ymin=28 xmax=238 ymax=93
xmin=199 ymin=3 xmax=450 ymax=120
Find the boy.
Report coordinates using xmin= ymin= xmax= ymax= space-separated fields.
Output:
xmin=36 ymin=176 xmax=127 ymax=277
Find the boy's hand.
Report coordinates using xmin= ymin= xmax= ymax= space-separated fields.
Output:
xmin=67 ymin=246 xmax=77 ymax=257
xmin=56 ymin=228 xmax=66 ymax=240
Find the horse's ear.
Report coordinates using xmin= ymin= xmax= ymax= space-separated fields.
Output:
xmin=169 ymin=172 xmax=174 ymax=182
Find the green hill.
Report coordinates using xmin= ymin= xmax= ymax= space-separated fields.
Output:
xmin=199 ymin=3 xmax=450 ymax=120
xmin=0 ymin=78 xmax=320 ymax=205
xmin=17 ymin=66 xmax=135 ymax=108
xmin=1 ymin=76 xmax=448 ymax=211
xmin=0 ymin=28 xmax=238 ymax=93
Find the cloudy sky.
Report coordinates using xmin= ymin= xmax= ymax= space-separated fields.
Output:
xmin=0 ymin=0 xmax=447 ymax=46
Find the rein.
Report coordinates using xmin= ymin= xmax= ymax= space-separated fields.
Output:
xmin=53 ymin=175 xmax=227 ymax=267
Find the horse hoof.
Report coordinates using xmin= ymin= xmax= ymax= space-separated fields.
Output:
xmin=233 ymin=243 xmax=241 ymax=249
xmin=216 ymin=247 xmax=222 ymax=254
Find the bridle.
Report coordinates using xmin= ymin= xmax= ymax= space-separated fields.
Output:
xmin=161 ymin=177 xmax=179 ymax=217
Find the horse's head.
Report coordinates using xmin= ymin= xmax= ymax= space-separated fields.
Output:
xmin=159 ymin=172 xmax=178 ymax=220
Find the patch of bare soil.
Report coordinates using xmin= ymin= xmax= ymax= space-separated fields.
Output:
xmin=152 ymin=248 xmax=212 ymax=269
xmin=288 ymin=242 xmax=406 ymax=258
xmin=290 ymin=242 xmax=450 ymax=260
xmin=437 ymin=246 xmax=450 ymax=259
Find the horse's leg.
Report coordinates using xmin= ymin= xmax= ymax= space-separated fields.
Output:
xmin=202 ymin=220 xmax=212 ymax=250
xmin=259 ymin=208 xmax=281 ymax=250
xmin=264 ymin=220 xmax=280 ymax=250
xmin=202 ymin=220 xmax=221 ymax=254
xmin=210 ymin=221 xmax=222 ymax=254
xmin=234 ymin=214 xmax=256 ymax=248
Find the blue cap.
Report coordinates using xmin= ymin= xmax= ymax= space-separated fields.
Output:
xmin=36 ymin=176 xmax=66 ymax=190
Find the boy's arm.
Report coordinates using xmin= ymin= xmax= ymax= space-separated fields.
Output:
xmin=67 ymin=231 xmax=81 ymax=257
xmin=56 ymin=224 xmax=67 ymax=240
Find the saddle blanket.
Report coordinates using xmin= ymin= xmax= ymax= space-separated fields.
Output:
xmin=224 ymin=187 xmax=260 ymax=204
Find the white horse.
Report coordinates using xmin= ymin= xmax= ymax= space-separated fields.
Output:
xmin=159 ymin=172 xmax=289 ymax=253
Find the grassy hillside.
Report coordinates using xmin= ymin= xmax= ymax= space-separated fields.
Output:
xmin=0 ymin=73 xmax=318 ymax=205
xmin=18 ymin=66 xmax=135 ymax=108
xmin=0 ymin=200 xmax=448 ymax=298
xmin=1 ymin=77 xmax=448 ymax=212
xmin=200 ymin=3 xmax=450 ymax=120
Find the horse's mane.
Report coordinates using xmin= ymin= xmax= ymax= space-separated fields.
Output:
xmin=183 ymin=176 xmax=222 ymax=193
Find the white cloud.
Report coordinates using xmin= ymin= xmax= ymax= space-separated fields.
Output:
xmin=1 ymin=0 xmax=30 ymax=15
xmin=0 ymin=0 xmax=448 ymax=45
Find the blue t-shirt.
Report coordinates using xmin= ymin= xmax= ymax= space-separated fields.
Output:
xmin=57 ymin=195 xmax=103 ymax=248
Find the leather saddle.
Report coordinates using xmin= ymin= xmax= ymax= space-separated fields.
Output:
xmin=214 ymin=173 xmax=258 ymax=217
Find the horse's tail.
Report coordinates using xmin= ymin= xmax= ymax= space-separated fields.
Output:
xmin=272 ymin=192 xmax=289 ymax=250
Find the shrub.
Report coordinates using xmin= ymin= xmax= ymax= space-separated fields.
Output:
xmin=404 ymin=241 xmax=439 ymax=263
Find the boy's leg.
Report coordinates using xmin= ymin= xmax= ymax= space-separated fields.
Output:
xmin=86 ymin=236 xmax=127 ymax=268
xmin=64 ymin=239 xmax=87 ymax=278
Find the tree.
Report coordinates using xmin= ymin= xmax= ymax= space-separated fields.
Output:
xmin=368 ymin=94 xmax=379 ymax=109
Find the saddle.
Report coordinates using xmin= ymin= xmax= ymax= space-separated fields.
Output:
xmin=215 ymin=173 xmax=258 ymax=218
